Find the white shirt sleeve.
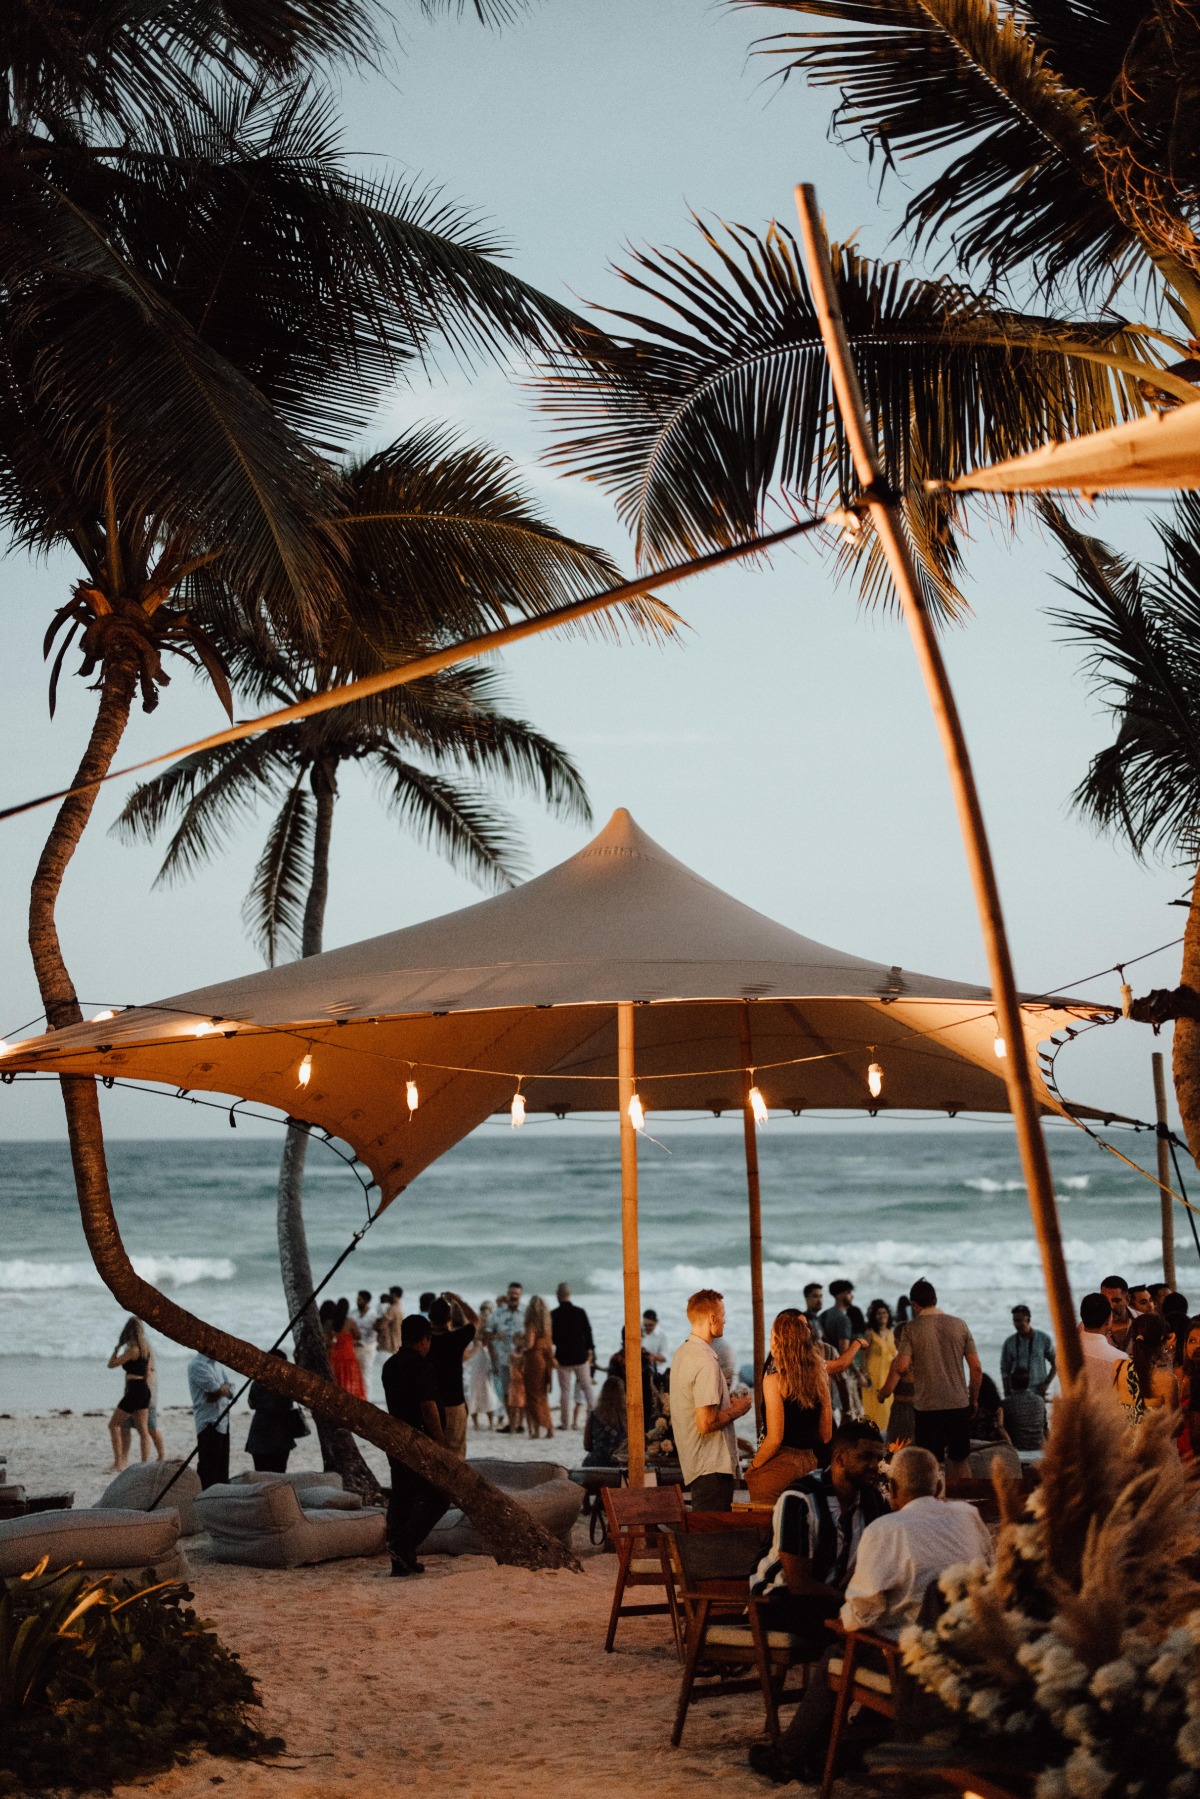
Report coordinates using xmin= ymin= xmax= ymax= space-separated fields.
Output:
xmin=839 ymin=1520 xmax=895 ymax=1632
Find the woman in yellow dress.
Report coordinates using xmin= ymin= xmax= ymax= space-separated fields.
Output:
xmin=860 ymin=1298 xmax=897 ymax=1434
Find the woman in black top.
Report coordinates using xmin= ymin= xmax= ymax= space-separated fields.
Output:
xmin=246 ymin=1348 xmax=307 ymax=1472
xmin=746 ymin=1310 xmax=864 ymax=1506
xmin=107 ymin=1315 xmax=152 ymax=1470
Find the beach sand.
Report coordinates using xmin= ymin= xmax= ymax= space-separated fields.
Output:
xmin=2 ymin=1411 xmax=853 ymax=1798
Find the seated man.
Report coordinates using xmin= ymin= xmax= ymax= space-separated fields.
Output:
xmin=749 ymin=1419 xmax=888 ymax=1657
xmin=749 ymin=1446 xmax=993 ymax=1786
xmin=1003 ymin=1366 xmax=1048 ymax=1450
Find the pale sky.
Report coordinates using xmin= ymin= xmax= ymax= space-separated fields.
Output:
xmin=0 ymin=0 xmax=1185 ymax=1141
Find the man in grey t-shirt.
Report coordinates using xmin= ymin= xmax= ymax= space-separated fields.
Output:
xmin=879 ymin=1278 xmax=981 ymax=1479
xmin=669 ymin=1288 xmax=752 ymax=1511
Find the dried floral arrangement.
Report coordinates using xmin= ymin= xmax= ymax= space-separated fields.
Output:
xmin=899 ymin=1384 xmax=1200 ymax=1798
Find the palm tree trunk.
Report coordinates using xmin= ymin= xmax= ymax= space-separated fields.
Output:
xmin=30 ymin=678 xmax=572 ymax=1568
xmin=276 ymin=760 xmax=380 ymax=1499
xmin=1173 ymin=861 xmax=1200 ymax=1165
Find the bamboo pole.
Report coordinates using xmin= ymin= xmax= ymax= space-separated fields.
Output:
xmin=618 ymin=1002 xmax=646 ymax=1487
xmin=1153 ymin=1051 xmax=1177 ymax=1290
xmin=794 ymin=184 xmax=1082 ymax=1383
xmin=739 ymin=1004 xmax=766 ymax=1433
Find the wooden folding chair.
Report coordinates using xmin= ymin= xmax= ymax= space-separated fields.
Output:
xmin=664 ymin=1526 xmax=814 ymax=1747
xmin=600 ymin=1483 xmax=687 ymax=1653
xmin=820 ymin=1624 xmax=904 ymax=1799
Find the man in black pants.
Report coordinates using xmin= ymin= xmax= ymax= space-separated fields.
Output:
xmin=381 ymin=1315 xmax=450 ymax=1577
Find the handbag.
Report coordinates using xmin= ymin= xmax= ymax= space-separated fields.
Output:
xmin=289 ymin=1407 xmax=311 ymax=1439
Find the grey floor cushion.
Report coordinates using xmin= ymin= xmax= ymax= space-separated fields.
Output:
xmin=95 ymin=1461 xmax=202 ymax=1535
xmin=421 ymin=1463 xmax=582 ymax=1556
xmin=0 ymin=1505 xmax=182 ymax=1578
xmin=194 ymin=1479 xmax=385 ymax=1568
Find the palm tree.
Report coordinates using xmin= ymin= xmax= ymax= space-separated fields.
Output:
xmin=539 ymin=0 xmax=1200 ymax=1113
xmin=1042 ymin=498 xmax=1200 ymax=1156
xmin=1 ymin=9 xmax=621 ymax=1561
xmin=112 ymin=428 xmax=600 ymax=1489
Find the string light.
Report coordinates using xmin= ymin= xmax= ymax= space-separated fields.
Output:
xmin=406 ymin=1077 xmax=419 ymax=1115
xmin=748 ymin=1084 xmax=769 ymax=1126
xmin=628 ymin=1092 xmax=645 ymax=1131
xmin=1120 ymin=980 xmax=1133 ymax=1017
xmin=993 ymin=1030 xmax=1008 ymax=1059
xmin=867 ymin=1061 xmax=884 ymax=1100
xmin=510 ymin=1083 xmax=526 ymax=1128
xmin=91 ymin=1009 xmax=115 ymax=1022
xmin=297 ymin=1052 xmax=313 ymax=1088
xmin=193 ymin=1020 xmax=217 ymax=1038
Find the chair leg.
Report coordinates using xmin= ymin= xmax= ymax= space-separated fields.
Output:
xmin=820 ymin=1639 xmax=859 ymax=1799
xmin=748 ymin=1605 xmax=780 ymax=1741
xmin=658 ymin=1538 xmax=684 ymax=1661
xmin=604 ymin=1541 xmax=632 ymax=1652
xmin=671 ymin=1599 xmax=709 ymax=1749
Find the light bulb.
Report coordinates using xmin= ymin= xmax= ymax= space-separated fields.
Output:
xmin=867 ymin=1062 xmax=884 ymax=1100
xmin=297 ymin=1052 xmax=312 ymax=1087
xmin=406 ymin=1078 xmax=419 ymax=1113
xmin=628 ymin=1092 xmax=645 ymax=1131
xmin=1120 ymin=982 xmax=1133 ymax=1018
xmin=993 ymin=1034 xmax=1007 ymax=1059
xmin=91 ymin=1009 xmax=115 ymax=1023
xmin=748 ymin=1085 xmax=768 ymax=1126
xmin=0 ymin=1039 xmax=8 ymax=1053
xmin=510 ymin=1091 xmax=526 ymax=1129
xmin=193 ymin=1021 xmax=217 ymax=1038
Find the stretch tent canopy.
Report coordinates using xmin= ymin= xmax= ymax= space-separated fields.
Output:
xmin=933 ymin=398 xmax=1200 ymax=495
xmin=3 ymin=809 xmax=1109 ymax=1202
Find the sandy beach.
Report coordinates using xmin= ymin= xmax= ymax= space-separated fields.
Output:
xmin=1 ymin=1410 xmax=848 ymax=1799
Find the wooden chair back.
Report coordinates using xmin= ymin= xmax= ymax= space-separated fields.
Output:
xmin=600 ymin=1483 xmax=687 ymax=1655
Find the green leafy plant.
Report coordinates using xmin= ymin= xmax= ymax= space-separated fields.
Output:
xmin=0 ymin=1558 xmax=283 ymax=1793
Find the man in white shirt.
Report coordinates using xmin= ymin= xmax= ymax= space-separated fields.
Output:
xmin=669 ymin=1288 xmax=752 ymax=1511
xmin=1079 ymin=1291 xmax=1129 ymax=1395
xmin=749 ymin=1447 xmax=992 ymax=1786
xmin=352 ymin=1289 xmax=378 ymax=1394
xmin=642 ymin=1309 xmax=668 ymax=1375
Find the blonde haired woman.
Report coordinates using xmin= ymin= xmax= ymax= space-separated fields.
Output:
xmin=522 ymin=1296 xmax=555 ymax=1439
xmin=745 ymin=1310 xmax=835 ymax=1506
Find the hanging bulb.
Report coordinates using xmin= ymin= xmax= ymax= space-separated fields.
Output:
xmin=406 ymin=1078 xmax=419 ymax=1114
xmin=628 ymin=1092 xmax=645 ymax=1132
xmin=867 ymin=1062 xmax=884 ymax=1100
xmin=297 ymin=1052 xmax=313 ymax=1087
xmin=993 ymin=1034 xmax=1007 ymax=1059
xmin=91 ymin=1009 xmax=115 ymax=1023
xmin=748 ymin=1085 xmax=769 ymax=1126
xmin=193 ymin=1020 xmax=217 ymax=1038
xmin=1120 ymin=982 xmax=1133 ymax=1018
xmin=510 ymin=1090 xmax=526 ymax=1129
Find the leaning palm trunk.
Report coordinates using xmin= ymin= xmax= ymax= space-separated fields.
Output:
xmin=1173 ymin=861 xmax=1200 ymax=1165
xmin=29 ymin=672 xmax=573 ymax=1568
xmin=275 ymin=764 xmax=380 ymax=1501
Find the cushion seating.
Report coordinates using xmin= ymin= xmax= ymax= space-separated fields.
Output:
xmin=231 ymin=1471 xmax=362 ymax=1510
xmin=706 ymin=1624 xmax=809 ymax=1651
xmin=630 ymin=1555 xmax=664 ymax=1575
xmin=0 ymin=1505 xmax=184 ymax=1582
xmin=95 ymin=1461 xmax=202 ymax=1536
xmin=193 ymin=1479 xmax=386 ymax=1569
xmin=827 ymin=1655 xmax=894 ymax=1695
xmin=419 ymin=1459 xmax=582 ymax=1556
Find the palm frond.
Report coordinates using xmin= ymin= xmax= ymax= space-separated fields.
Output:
xmin=111 ymin=734 xmax=300 ymax=883
xmin=243 ymin=774 xmax=315 ymax=964
xmin=367 ymin=749 xmax=527 ymax=889
xmin=1044 ymin=500 xmax=1200 ymax=861
xmin=743 ymin=0 xmax=1143 ymax=293
xmin=542 ymin=217 xmax=1155 ymax=610
xmin=337 ymin=422 xmax=673 ymax=642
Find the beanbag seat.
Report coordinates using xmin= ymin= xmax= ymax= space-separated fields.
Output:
xmin=0 ymin=1505 xmax=184 ymax=1582
xmin=95 ymin=1460 xmax=202 ymax=1536
xmin=420 ymin=1458 xmax=582 ymax=1556
xmin=231 ymin=1470 xmax=363 ymax=1509
xmin=193 ymin=1479 xmax=385 ymax=1568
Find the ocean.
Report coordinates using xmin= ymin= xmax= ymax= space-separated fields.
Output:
xmin=0 ymin=1121 xmax=1185 ymax=1416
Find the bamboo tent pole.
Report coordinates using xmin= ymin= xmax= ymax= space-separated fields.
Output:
xmin=794 ymin=184 xmax=1082 ymax=1384
xmin=618 ymin=1002 xmax=646 ymax=1487
xmin=739 ymin=1004 xmax=766 ymax=1433
xmin=1154 ymin=1051 xmax=1177 ymax=1289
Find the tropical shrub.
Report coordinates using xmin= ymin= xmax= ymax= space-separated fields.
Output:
xmin=0 ymin=1558 xmax=282 ymax=1792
